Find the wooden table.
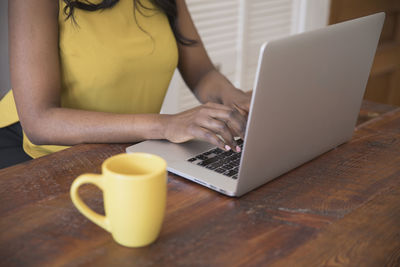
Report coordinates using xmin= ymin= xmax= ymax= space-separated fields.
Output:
xmin=0 ymin=100 xmax=399 ymax=266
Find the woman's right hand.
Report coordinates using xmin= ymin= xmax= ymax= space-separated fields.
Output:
xmin=163 ymin=102 xmax=247 ymax=152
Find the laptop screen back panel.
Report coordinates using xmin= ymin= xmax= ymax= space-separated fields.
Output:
xmin=235 ymin=13 xmax=385 ymax=196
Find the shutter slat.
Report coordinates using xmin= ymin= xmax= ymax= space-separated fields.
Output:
xmin=169 ymin=0 xmax=240 ymax=112
xmin=162 ymin=0 xmax=297 ymax=113
xmin=242 ymin=0 xmax=294 ymax=90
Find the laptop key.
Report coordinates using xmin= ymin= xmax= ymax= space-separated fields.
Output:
xmin=206 ymin=165 xmax=218 ymax=170
xmin=221 ymin=166 xmax=231 ymax=172
xmin=187 ymin=157 xmax=197 ymax=162
xmin=196 ymin=155 xmax=208 ymax=161
xmin=209 ymin=162 xmax=221 ymax=169
xmin=224 ymin=169 xmax=238 ymax=177
xmin=223 ymin=151 xmax=235 ymax=157
xmin=232 ymin=153 xmax=241 ymax=160
xmin=201 ymin=156 xmax=220 ymax=166
xmin=215 ymin=168 xmax=225 ymax=173
xmin=210 ymin=148 xmax=223 ymax=154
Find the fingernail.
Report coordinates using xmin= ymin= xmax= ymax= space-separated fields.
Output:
xmin=225 ymin=145 xmax=231 ymax=151
xmin=236 ymin=146 xmax=241 ymax=152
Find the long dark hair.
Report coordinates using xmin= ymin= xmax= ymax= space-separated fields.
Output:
xmin=63 ymin=0 xmax=196 ymax=46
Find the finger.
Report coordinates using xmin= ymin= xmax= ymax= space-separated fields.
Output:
xmin=233 ymin=103 xmax=249 ymax=117
xmin=204 ymin=102 xmax=232 ymax=111
xmin=190 ymin=126 xmax=227 ymax=150
xmin=197 ymin=116 xmax=237 ymax=151
xmin=209 ymin=108 xmax=247 ymax=140
xmin=199 ymin=105 xmax=247 ymax=141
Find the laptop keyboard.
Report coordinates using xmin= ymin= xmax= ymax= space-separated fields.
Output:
xmin=187 ymin=139 xmax=243 ymax=179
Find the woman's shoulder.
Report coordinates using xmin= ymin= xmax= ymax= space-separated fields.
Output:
xmin=10 ymin=0 xmax=59 ymax=25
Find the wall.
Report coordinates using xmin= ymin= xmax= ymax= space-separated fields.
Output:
xmin=330 ymin=0 xmax=400 ymax=106
xmin=0 ymin=0 xmax=10 ymax=99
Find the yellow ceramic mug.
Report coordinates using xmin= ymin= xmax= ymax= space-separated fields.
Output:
xmin=70 ymin=153 xmax=167 ymax=247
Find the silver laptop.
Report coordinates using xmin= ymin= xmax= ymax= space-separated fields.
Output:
xmin=127 ymin=13 xmax=385 ymax=197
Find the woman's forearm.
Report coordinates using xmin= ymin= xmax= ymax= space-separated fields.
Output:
xmin=192 ymin=69 xmax=235 ymax=104
xmin=24 ymin=104 xmax=247 ymax=152
xmin=24 ymin=107 xmax=169 ymax=146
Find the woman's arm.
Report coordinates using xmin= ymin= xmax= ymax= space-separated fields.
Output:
xmin=175 ymin=0 xmax=252 ymax=114
xmin=9 ymin=0 xmax=167 ymax=146
xmin=9 ymin=0 xmax=244 ymax=151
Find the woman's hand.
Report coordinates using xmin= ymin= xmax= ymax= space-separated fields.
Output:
xmin=220 ymin=87 xmax=253 ymax=117
xmin=163 ymin=102 xmax=247 ymax=152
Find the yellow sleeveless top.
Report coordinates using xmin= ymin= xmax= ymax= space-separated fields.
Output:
xmin=0 ymin=0 xmax=178 ymax=158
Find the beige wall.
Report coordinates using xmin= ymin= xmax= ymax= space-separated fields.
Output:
xmin=0 ymin=1 xmax=10 ymax=99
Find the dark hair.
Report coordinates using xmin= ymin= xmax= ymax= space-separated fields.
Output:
xmin=63 ymin=0 xmax=197 ymax=46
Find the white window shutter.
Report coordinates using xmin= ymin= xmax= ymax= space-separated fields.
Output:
xmin=240 ymin=0 xmax=295 ymax=91
xmin=162 ymin=0 xmax=240 ymax=114
xmin=161 ymin=0 xmax=330 ymax=114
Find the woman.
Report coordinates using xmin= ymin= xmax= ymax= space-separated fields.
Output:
xmin=1 ymin=0 xmax=251 ymax=168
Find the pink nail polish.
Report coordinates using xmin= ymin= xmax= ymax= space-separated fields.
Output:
xmin=236 ymin=146 xmax=241 ymax=153
xmin=225 ymin=145 xmax=231 ymax=151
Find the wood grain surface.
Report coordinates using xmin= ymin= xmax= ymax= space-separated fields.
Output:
xmin=0 ymin=101 xmax=399 ymax=267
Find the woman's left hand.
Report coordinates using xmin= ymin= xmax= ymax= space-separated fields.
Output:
xmin=220 ymin=87 xmax=253 ymax=117
xmin=191 ymin=69 xmax=252 ymax=118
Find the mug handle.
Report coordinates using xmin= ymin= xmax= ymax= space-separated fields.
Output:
xmin=70 ymin=174 xmax=111 ymax=232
